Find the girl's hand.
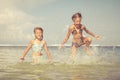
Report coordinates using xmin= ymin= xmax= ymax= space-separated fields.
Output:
xmin=58 ymin=44 xmax=63 ymax=50
xmin=20 ymin=57 xmax=24 ymax=62
xmin=94 ymin=35 xmax=101 ymax=40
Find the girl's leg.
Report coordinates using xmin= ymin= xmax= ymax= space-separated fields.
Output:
xmin=32 ymin=56 xmax=38 ymax=63
xmin=83 ymin=37 xmax=93 ymax=55
xmin=71 ymin=45 xmax=77 ymax=62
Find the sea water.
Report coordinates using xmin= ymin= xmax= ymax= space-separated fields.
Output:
xmin=0 ymin=46 xmax=120 ymax=80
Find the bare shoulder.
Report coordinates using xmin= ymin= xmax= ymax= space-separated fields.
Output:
xmin=81 ymin=24 xmax=86 ymax=29
xmin=42 ymin=40 xmax=46 ymax=44
xmin=69 ymin=24 xmax=74 ymax=29
xmin=29 ymin=39 xmax=35 ymax=44
xmin=69 ymin=24 xmax=75 ymax=31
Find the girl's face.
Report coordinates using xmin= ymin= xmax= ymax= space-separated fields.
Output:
xmin=74 ymin=15 xmax=81 ymax=25
xmin=34 ymin=29 xmax=43 ymax=40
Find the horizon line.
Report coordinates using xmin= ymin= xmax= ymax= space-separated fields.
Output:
xmin=0 ymin=44 xmax=119 ymax=47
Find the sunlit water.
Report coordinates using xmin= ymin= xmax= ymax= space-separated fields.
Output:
xmin=0 ymin=46 xmax=120 ymax=80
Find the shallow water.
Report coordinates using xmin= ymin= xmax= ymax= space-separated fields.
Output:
xmin=0 ymin=46 xmax=120 ymax=80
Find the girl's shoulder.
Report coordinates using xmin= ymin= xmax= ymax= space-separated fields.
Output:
xmin=81 ymin=24 xmax=86 ymax=29
xmin=39 ymin=40 xmax=46 ymax=45
xmin=29 ymin=39 xmax=36 ymax=44
xmin=69 ymin=24 xmax=75 ymax=31
xmin=69 ymin=24 xmax=75 ymax=28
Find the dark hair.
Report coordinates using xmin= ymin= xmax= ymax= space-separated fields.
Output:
xmin=34 ymin=27 xmax=43 ymax=33
xmin=34 ymin=27 xmax=43 ymax=40
xmin=72 ymin=12 xmax=82 ymax=21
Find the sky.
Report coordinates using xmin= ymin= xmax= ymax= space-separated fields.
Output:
xmin=0 ymin=0 xmax=120 ymax=46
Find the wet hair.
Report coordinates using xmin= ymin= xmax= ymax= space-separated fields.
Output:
xmin=34 ymin=27 xmax=43 ymax=33
xmin=34 ymin=27 xmax=43 ymax=40
xmin=72 ymin=12 xmax=82 ymax=21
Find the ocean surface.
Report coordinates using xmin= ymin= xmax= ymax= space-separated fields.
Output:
xmin=0 ymin=46 xmax=120 ymax=80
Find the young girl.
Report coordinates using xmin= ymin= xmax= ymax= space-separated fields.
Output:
xmin=59 ymin=13 xmax=100 ymax=61
xmin=20 ymin=27 xmax=52 ymax=63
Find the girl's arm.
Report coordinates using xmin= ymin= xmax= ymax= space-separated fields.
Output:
xmin=43 ymin=41 xmax=52 ymax=61
xmin=83 ymin=26 xmax=100 ymax=39
xmin=20 ymin=40 xmax=33 ymax=61
xmin=59 ymin=26 xmax=72 ymax=49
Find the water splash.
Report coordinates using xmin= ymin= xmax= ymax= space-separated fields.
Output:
xmin=49 ymin=46 xmax=120 ymax=65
